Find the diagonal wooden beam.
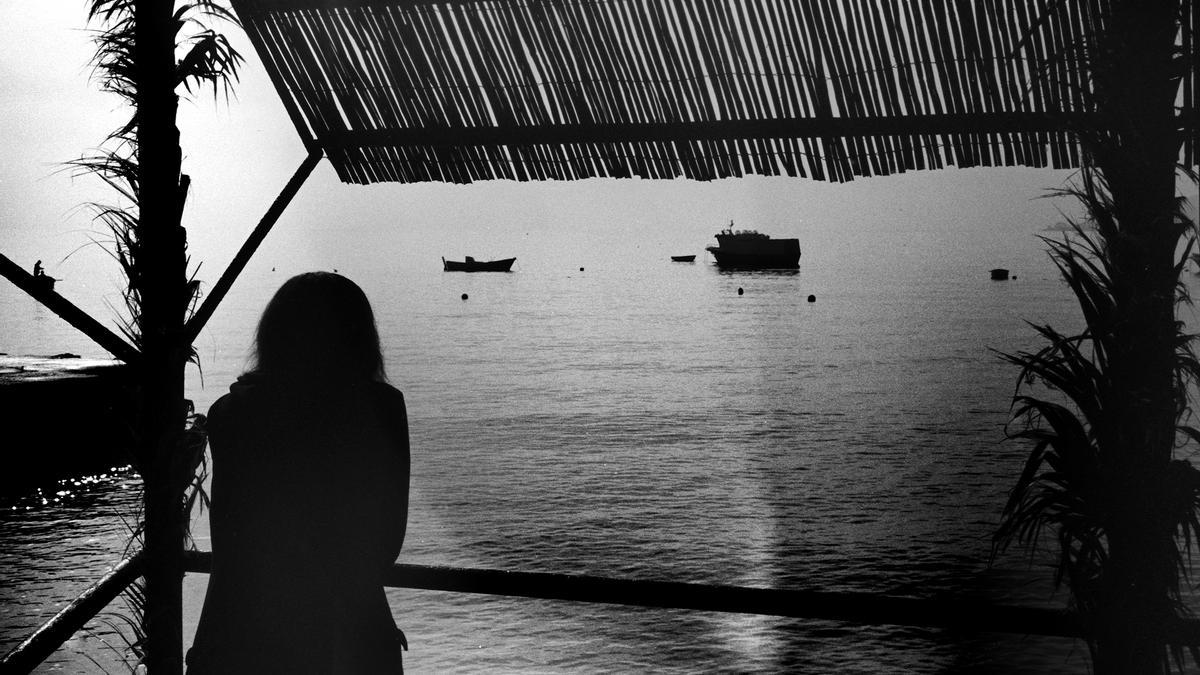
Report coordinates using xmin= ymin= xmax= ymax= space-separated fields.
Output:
xmin=0 ymin=552 xmax=144 ymax=674
xmin=183 ymin=150 xmax=323 ymax=346
xmin=0 ymin=252 xmax=141 ymax=365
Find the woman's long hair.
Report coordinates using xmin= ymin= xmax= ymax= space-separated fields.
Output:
xmin=250 ymin=272 xmax=386 ymax=386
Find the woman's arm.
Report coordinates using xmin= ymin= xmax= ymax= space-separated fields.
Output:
xmin=376 ymin=385 xmax=410 ymax=564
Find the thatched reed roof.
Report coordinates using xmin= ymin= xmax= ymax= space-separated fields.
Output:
xmin=230 ymin=0 xmax=1196 ymax=184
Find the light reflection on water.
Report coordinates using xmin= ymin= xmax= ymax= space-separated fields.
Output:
xmin=0 ymin=468 xmax=143 ymax=672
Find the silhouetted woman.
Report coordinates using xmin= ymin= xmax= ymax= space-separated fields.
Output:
xmin=188 ymin=272 xmax=409 ymax=674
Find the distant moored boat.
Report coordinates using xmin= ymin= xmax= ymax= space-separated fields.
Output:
xmin=670 ymin=255 xmax=696 ymax=262
xmin=705 ymin=222 xmax=800 ymax=268
xmin=442 ymin=256 xmax=516 ymax=272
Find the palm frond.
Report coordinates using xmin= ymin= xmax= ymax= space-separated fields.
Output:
xmin=995 ymin=140 xmax=1200 ymax=671
xmin=176 ymin=30 xmax=243 ymax=100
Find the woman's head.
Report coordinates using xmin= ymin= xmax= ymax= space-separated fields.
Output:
xmin=251 ymin=272 xmax=385 ymax=384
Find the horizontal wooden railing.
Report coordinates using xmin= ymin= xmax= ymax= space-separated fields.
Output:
xmin=8 ymin=548 xmax=1200 ymax=674
xmin=182 ymin=550 xmax=1199 ymax=643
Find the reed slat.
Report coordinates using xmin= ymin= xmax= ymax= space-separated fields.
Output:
xmin=488 ymin=5 xmax=549 ymax=129
xmin=313 ymin=11 xmax=376 ymax=133
xmin=708 ymin=0 xmax=762 ymax=121
xmin=738 ymin=0 xmax=782 ymax=120
xmin=615 ymin=1 xmax=668 ymax=125
xmin=827 ymin=1 xmax=876 ymax=173
xmin=512 ymin=3 xmax=567 ymax=126
xmin=271 ymin=16 xmax=341 ymax=137
xmin=539 ymin=3 xmax=591 ymax=126
xmin=372 ymin=9 xmax=434 ymax=128
xmin=620 ymin=0 xmax=670 ymax=125
xmin=763 ymin=0 xmax=813 ymax=120
xmin=671 ymin=0 xmax=735 ymax=121
xmin=636 ymin=0 xmax=692 ymax=123
xmin=789 ymin=3 xmax=844 ymax=180
xmin=560 ymin=2 xmax=617 ymax=126
xmin=285 ymin=14 xmax=351 ymax=133
xmin=420 ymin=6 xmax=482 ymax=129
xmin=390 ymin=8 xmax=450 ymax=127
xmin=561 ymin=2 xmax=612 ymax=126
xmin=343 ymin=10 xmax=412 ymax=130
xmin=586 ymin=1 xmax=645 ymax=126
xmin=420 ymin=6 xmax=476 ymax=128
xmin=438 ymin=7 xmax=495 ymax=128
xmin=329 ymin=10 xmax=387 ymax=130
xmin=615 ymin=1 xmax=668 ymax=124
xmin=755 ymin=0 xmax=797 ymax=120
xmin=445 ymin=5 xmax=503 ymax=128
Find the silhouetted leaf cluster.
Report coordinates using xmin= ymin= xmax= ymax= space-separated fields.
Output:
xmin=993 ymin=164 xmax=1200 ymax=669
xmin=72 ymin=0 xmax=241 ymax=349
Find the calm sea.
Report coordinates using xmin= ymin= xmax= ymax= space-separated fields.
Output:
xmin=3 ymin=173 xmax=1195 ymax=672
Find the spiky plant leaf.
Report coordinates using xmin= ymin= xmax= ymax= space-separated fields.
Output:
xmin=994 ymin=161 xmax=1200 ymax=671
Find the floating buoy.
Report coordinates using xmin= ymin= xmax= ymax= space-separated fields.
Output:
xmin=807 ymin=295 xmax=816 ymax=303
xmin=579 ymin=267 xmax=585 ymax=272
xmin=737 ymin=287 xmax=744 ymax=295
xmin=461 ymin=293 xmax=468 ymax=300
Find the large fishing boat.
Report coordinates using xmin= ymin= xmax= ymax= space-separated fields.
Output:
xmin=705 ymin=222 xmax=800 ymax=268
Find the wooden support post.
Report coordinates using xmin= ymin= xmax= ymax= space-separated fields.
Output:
xmin=1087 ymin=2 xmax=1186 ymax=672
xmin=0 ymin=252 xmax=140 ymax=364
xmin=184 ymin=150 xmax=322 ymax=344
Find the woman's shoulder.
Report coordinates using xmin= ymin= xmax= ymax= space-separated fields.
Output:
xmin=206 ymin=374 xmax=271 ymax=431
xmin=369 ymin=381 xmax=406 ymax=408
xmin=206 ymin=391 xmax=237 ymax=427
xmin=369 ymin=382 xmax=409 ymax=445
